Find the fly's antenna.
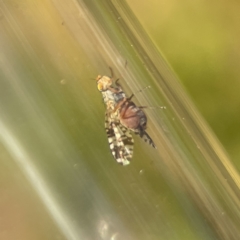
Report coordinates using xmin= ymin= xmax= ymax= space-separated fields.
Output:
xmin=109 ymin=67 xmax=114 ymax=78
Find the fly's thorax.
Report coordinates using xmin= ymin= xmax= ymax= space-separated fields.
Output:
xmin=101 ymin=87 xmax=126 ymax=108
xmin=113 ymin=90 xmax=126 ymax=103
xmin=102 ymin=89 xmax=115 ymax=103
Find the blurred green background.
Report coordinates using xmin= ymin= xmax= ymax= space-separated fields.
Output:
xmin=1 ymin=0 xmax=240 ymax=239
xmin=127 ymin=0 xmax=240 ymax=171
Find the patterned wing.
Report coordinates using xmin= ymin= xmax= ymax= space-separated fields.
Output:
xmin=105 ymin=112 xmax=134 ymax=165
xmin=133 ymin=129 xmax=156 ymax=149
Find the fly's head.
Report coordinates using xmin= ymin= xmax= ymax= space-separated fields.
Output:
xmin=96 ymin=75 xmax=112 ymax=92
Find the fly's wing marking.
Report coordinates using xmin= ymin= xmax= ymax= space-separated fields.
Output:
xmin=112 ymin=121 xmax=134 ymax=165
xmin=133 ymin=129 xmax=156 ymax=149
xmin=143 ymin=132 xmax=156 ymax=148
xmin=102 ymin=92 xmax=133 ymax=165
xmin=105 ymin=112 xmax=134 ymax=166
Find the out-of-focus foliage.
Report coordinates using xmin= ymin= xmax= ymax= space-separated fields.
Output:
xmin=127 ymin=0 xmax=240 ymax=171
xmin=1 ymin=0 xmax=240 ymax=239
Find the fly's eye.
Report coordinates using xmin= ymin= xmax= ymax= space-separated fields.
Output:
xmin=97 ymin=82 xmax=104 ymax=92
